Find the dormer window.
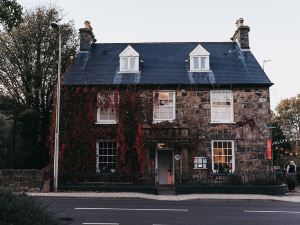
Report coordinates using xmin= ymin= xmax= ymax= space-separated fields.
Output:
xmin=189 ymin=44 xmax=210 ymax=71
xmin=119 ymin=45 xmax=139 ymax=73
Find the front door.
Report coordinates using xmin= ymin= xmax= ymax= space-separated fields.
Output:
xmin=157 ymin=150 xmax=173 ymax=184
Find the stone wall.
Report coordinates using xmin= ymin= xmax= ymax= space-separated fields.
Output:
xmin=141 ymin=87 xmax=271 ymax=172
xmin=0 ymin=169 xmax=44 ymax=192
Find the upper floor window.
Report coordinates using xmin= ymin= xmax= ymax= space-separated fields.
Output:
xmin=189 ymin=44 xmax=210 ymax=71
xmin=153 ymin=91 xmax=175 ymax=122
xmin=97 ymin=93 xmax=117 ymax=124
xmin=210 ymin=90 xmax=234 ymax=123
xmin=119 ymin=45 xmax=139 ymax=72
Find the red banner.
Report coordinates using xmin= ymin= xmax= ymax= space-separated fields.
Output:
xmin=267 ymin=139 xmax=272 ymax=160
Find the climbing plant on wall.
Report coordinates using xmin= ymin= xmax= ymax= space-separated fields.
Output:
xmin=48 ymin=86 xmax=146 ymax=174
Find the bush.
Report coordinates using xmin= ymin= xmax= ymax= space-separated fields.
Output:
xmin=0 ymin=189 xmax=65 ymax=225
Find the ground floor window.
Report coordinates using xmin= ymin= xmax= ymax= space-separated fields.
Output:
xmin=96 ymin=140 xmax=117 ymax=173
xmin=212 ymin=140 xmax=235 ymax=173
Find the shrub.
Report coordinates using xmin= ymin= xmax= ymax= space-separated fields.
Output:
xmin=0 ymin=189 xmax=65 ymax=225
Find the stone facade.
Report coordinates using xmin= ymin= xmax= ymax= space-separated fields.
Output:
xmin=61 ymin=86 xmax=271 ymax=177
xmin=138 ymin=87 xmax=271 ymax=174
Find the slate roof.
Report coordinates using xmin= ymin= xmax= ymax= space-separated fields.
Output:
xmin=63 ymin=42 xmax=273 ymax=86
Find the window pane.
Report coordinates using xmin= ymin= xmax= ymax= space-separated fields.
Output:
xmin=193 ymin=57 xmax=199 ymax=69
xmin=212 ymin=141 xmax=234 ymax=172
xmin=123 ymin=58 xmax=128 ymax=70
xmin=201 ymin=57 xmax=206 ymax=69
xmin=130 ymin=57 xmax=136 ymax=70
xmin=153 ymin=91 xmax=175 ymax=121
xmin=98 ymin=141 xmax=117 ymax=172
xmin=211 ymin=91 xmax=233 ymax=122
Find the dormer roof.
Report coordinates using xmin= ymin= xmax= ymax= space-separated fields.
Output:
xmin=119 ymin=45 xmax=139 ymax=57
xmin=189 ymin=44 xmax=210 ymax=56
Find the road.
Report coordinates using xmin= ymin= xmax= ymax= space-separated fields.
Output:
xmin=37 ymin=197 xmax=300 ymax=225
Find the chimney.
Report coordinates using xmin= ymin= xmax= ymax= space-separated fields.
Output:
xmin=231 ymin=18 xmax=250 ymax=49
xmin=79 ymin=21 xmax=97 ymax=52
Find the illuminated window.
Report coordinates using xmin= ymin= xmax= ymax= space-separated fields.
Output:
xmin=212 ymin=140 xmax=235 ymax=173
xmin=153 ymin=91 xmax=175 ymax=122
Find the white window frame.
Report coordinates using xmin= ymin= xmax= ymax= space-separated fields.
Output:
xmin=120 ymin=56 xmax=139 ymax=72
xmin=153 ymin=90 xmax=176 ymax=123
xmin=210 ymin=90 xmax=234 ymax=123
xmin=119 ymin=45 xmax=140 ymax=73
xmin=189 ymin=44 xmax=210 ymax=72
xmin=190 ymin=55 xmax=210 ymax=71
xmin=96 ymin=93 xmax=117 ymax=124
xmin=96 ymin=140 xmax=117 ymax=173
xmin=211 ymin=140 xmax=235 ymax=173
xmin=193 ymin=157 xmax=208 ymax=170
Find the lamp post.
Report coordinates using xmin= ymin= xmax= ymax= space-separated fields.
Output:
xmin=51 ymin=22 xmax=61 ymax=192
xmin=262 ymin=59 xmax=271 ymax=71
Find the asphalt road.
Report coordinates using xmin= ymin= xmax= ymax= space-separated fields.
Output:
xmin=37 ymin=197 xmax=300 ymax=225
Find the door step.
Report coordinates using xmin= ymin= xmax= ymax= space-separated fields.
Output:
xmin=157 ymin=185 xmax=176 ymax=195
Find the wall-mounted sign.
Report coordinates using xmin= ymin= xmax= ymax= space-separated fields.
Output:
xmin=267 ymin=139 xmax=272 ymax=160
xmin=175 ymin=155 xmax=181 ymax=160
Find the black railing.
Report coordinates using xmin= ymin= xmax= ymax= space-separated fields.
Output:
xmin=58 ymin=171 xmax=156 ymax=187
xmin=175 ymin=170 xmax=284 ymax=186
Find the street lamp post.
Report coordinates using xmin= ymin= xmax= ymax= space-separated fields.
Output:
xmin=51 ymin=22 xmax=61 ymax=192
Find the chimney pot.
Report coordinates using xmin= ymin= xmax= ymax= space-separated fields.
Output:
xmin=236 ymin=18 xmax=244 ymax=28
xmin=231 ymin=18 xmax=250 ymax=49
xmin=79 ymin=21 xmax=96 ymax=52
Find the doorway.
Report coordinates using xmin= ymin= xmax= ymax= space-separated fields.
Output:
xmin=156 ymin=149 xmax=174 ymax=185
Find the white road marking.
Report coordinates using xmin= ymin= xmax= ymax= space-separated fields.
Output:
xmin=75 ymin=207 xmax=188 ymax=212
xmin=82 ymin=223 xmax=119 ymax=225
xmin=244 ymin=210 xmax=300 ymax=214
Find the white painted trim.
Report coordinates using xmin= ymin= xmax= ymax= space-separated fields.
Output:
xmin=188 ymin=70 xmax=212 ymax=73
xmin=95 ymin=120 xmax=117 ymax=125
xmin=211 ymin=140 xmax=235 ymax=173
xmin=95 ymin=140 xmax=117 ymax=173
xmin=189 ymin=44 xmax=210 ymax=56
xmin=210 ymin=90 xmax=234 ymax=123
xmin=119 ymin=56 xmax=139 ymax=72
xmin=119 ymin=45 xmax=139 ymax=57
xmin=152 ymin=90 xmax=176 ymax=123
xmin=76 ymin=207 xmax=189 ymax=212
xmin=118 ymin=70 xmax=140 ymax=74
xmin=210 ymin=122 xmax=236 ymax=124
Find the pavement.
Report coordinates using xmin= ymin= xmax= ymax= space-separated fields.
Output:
xmin=27 ymin=186 xmax=300 ymax=203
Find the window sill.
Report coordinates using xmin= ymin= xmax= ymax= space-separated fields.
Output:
xmin=210 ymin=122 xmax=236 ymax=124
xmin=189 ymin=70 xmax=212 ymax=73
xmin=153 ymin=119 xmax=175 ymax=124
xmin=95 ymin=121 xmax=117 ymax=125
xmin=118 ymin=70 xmax=140 ymax=74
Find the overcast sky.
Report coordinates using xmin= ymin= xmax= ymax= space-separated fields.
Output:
xmin=18 ymin=0 xmax=300 ymax=109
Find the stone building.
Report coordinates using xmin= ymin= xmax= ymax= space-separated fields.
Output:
xmin=61 ymin=18 xmax=273 ymax=185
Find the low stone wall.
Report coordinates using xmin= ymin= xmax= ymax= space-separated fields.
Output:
xmin=0 ymin=169 xmax=44 ymax=192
